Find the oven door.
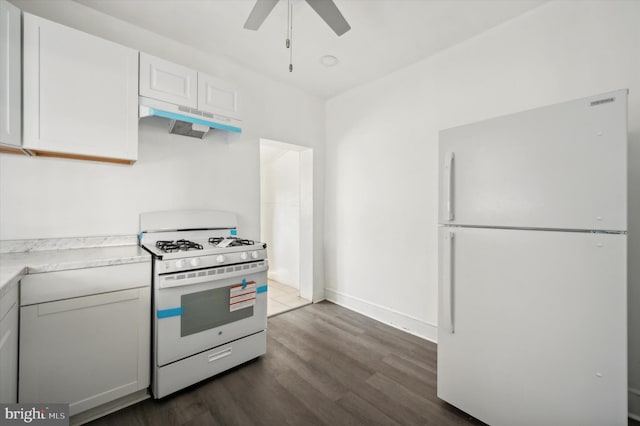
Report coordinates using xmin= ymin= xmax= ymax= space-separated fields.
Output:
xmin=154 ymin=261 xmax=268 ymax=366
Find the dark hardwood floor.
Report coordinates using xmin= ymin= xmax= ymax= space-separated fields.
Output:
xmin=88 ymin=302 xmax=635 ymax=426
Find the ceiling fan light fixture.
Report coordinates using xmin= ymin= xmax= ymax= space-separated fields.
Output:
xmin=320 ymin=55 xmax=339 ymax=67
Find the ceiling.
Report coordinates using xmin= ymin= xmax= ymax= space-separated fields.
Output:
xmin=76 ymin=0 xmax=547 ymax=99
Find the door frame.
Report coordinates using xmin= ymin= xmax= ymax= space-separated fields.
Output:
xmin=259 ymin=138 xmax=314 ymax=301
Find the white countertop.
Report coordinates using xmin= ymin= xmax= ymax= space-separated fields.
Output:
xmin=0 ymin=245 xmax=151 ymax=295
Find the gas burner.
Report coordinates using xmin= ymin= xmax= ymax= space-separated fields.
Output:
xmin=156 ymin=239 xmax=203 ymax=253
xmin=156 ymin=240 xmax=179 ymax=253
xmin=176 ymin=239 xmax=204 ymax=251
xmin=208 ymin=236 xmax=255 ymax=247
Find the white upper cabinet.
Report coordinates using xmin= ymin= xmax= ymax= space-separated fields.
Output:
xmin=22 ymin=13 xmax=139 ymax=163
xmin=139 ymin=53 xmax=241 ymax=122
xmin=0 ymin=0 xmax=21 ymax=148
xmin=198 ymin=72 xmax=241 ymax=120
xmin=139 ymin=53 xmax=197 ymax=108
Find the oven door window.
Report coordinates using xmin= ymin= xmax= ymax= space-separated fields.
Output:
xmin=181 ymin=285 xmax=254 ymax=337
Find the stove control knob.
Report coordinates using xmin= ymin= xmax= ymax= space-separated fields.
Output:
xmin=175 ymin=259 xmax=185 ymax=269
xmin=190 ymin=258 xmax=200 ymax=267
xmin=240 ymin=252 xmax=248 ymax=260
xmin=251 ymin=251 xmax=259 ymax=259
xmin=216 ymin=255 xmax=225 ymax=263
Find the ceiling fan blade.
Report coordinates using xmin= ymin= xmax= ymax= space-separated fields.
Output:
xmin=243 ymin=0 xmax=279 ymax=31
xmin=304 ymin=0 xmax=351 ymax=36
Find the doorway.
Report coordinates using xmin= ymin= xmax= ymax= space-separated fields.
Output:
xmin=260 ymin=138 xmax=313 ymax=316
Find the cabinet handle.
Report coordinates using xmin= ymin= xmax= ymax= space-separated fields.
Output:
xmin=446 ymin=152 xmax=455 ymax=221
xmin=208 ymin=347 xmax=232 ymax=363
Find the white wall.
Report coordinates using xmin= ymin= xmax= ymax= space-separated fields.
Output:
xmin=324 ymin=0 xmax=640 ymax=415
xmin=261 ymin=146 xmax=301 ymax=288
xmin=0 ymin=0 xmax=326 ymax=300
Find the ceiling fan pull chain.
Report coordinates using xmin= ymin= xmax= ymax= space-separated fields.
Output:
xmin=286 ymin=0 xmax=290 ymax=48
xmin=289 ymin=2 xmax=294 ymax=72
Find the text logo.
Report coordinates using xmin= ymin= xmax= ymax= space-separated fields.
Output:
xmin=0 ymin=404 xmax=68 ymax=426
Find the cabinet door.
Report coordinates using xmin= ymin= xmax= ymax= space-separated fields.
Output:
xmin=0 ymin=303 xmax=18 ymax=403
xmin=139 ymin=53 xmax=197 ymax=107
xmin=19 ymin=287 xmax=150 ymax=416
xmin=22 ymin=13 xmax=138 ymax=161
xmin=197 ymin=72 xmax=240 ymax=120
xmin=0 ymin=0 xmax=21 ymax=147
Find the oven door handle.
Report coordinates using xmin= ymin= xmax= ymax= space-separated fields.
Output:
xmin=208 ymin=347 xmax=233 ymax=363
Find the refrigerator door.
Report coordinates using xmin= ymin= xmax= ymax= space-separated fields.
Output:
xmin=438 ymin=89 xmax=627 ymax=231
xmin=437 ymin=226 xmax=627 ymax=426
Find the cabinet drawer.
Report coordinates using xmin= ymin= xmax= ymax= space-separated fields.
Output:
xmin=154 ymin=330 xmax=266 ymax=398
xmin=21 ymin=262 xmax=150 ymax=306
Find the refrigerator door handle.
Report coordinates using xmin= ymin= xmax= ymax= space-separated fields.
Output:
xmin=446 ymin=152 xmax=455 ymax=221
xmin=445 ymin=231 xmax=455 ymax=334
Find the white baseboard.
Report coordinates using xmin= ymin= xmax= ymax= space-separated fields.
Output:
xmin=630 ymin=387 xmax=640 ymax=421
xmin=324 ymin=288 xmax=438 ymax=343
xmin=70 ymin=389 xmax=149 ymax=425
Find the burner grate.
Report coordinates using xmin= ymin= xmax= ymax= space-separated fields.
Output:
xmin=156 ymin=240 xmax=179 ymax=253
xmin=156 ymin=239 xmax=203 ymax=253
xmin=208 ymin=237 xmax=255 ymax=247
xmin=176 ymin=239 xmax=204 ymax=251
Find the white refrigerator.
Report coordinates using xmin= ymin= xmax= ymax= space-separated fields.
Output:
xmin=437 ymin=89 xmax=628 ymax=426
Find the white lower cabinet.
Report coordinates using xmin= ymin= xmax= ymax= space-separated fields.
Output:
xmin=0 ymin=281 xmax=19 ymax=403
xmin=19 ymin=275 xmax=150 ymax=416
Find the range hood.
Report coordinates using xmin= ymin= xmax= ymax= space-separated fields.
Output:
xmin=139 ymin=96 xmax=242 ymax=138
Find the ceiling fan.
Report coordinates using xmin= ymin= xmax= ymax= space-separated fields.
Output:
xmin=243 ymin=0 xmax=351 ymax=36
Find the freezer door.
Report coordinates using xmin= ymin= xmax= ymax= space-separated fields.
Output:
xmin=437 ymin=227 xmax=627 ymax=426
xmin=438 ymin=89 xmax=627 ymax=231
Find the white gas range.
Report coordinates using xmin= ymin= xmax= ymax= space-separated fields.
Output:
xmin=139 ymin=210 xmax=268 ymax=398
